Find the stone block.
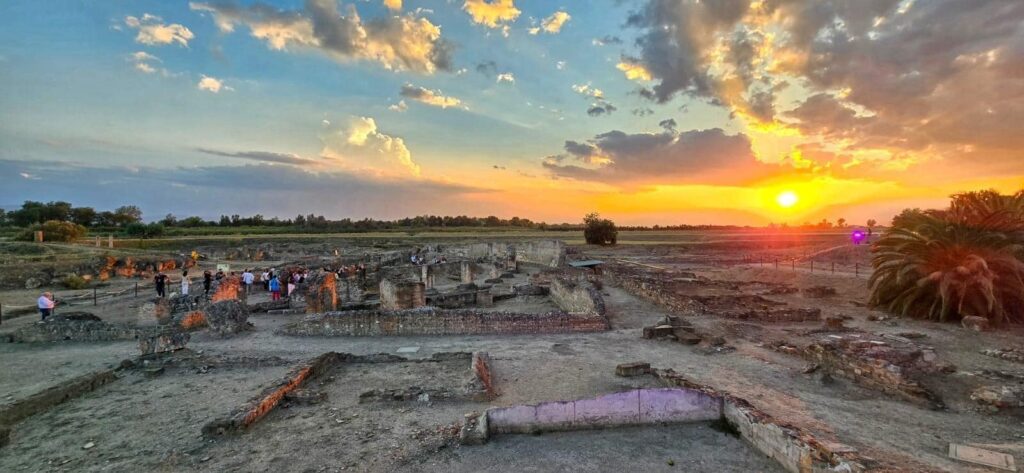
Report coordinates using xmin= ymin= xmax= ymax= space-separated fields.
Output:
xmin=459 ymin=412 xmax=489 ymax=445
xmin=961 ymin=316 xmax=989 ymax=332
xmin=824 ymin=317 xmax=845 ymax=330
xmin=615 ymin=362 xmax=651 ymax=377
xmin=138 ymin=331 xmax=190 ymax=356
xmin=642 ymin=325 xmax=675 ymax=339
xmin=204 ymin=300 xmax=250 ymax=337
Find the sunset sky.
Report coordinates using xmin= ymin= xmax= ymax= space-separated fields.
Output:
xmin=1 ymin=0 xmax=1022 ymax=226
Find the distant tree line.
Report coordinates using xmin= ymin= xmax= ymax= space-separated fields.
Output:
xmin=0 ymin=201 xmax=142 ymax=228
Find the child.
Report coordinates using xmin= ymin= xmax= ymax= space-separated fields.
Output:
xmin=269 ymin=276 xmax=281 ymax=301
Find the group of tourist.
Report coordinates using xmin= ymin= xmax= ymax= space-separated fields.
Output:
xmin=409 ymin=254 xmax=447 ymax=265
xmin=149 ymin=266 xmax=312 ymax=302
xmin=332 ymin=263 xmax=367 ymax=280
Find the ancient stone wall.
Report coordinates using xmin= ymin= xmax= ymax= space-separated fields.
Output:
xmin=279 ymin=308 xmax=609 ymax=337
xmin=10 ymin=316 xmax=138 ymax=343
xmin=427 ymin=289 xmax=493 ymax=309
xmin=513 ymin=240 xmax=565 ymax=267
xmin=549 ymin=276 xmax=605 ymax=316
xmin=379 ymin=278 xmax=426 ymax=310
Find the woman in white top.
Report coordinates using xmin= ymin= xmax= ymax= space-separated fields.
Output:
xmin=181 ymin=271 xmax=191 ymax=295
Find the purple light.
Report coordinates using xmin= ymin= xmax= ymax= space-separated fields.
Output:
xmin=851 ymin=230 xmax=866 ymax=244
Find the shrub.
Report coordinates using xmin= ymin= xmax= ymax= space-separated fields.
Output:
xmin=583 ymin=213 xmax=618 ymax=245
xmin=870 ymin=190 xmax=1024 ymax=324
xmin=14 ymin=220 xmax=88 ymax=242
xmin=62 ymin=274 xmax=89 ymax=289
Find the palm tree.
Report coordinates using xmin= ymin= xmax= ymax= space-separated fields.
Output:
xmin=870 ymin=190 xmax=1024 ymax=324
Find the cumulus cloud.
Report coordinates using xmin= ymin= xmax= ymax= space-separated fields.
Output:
xmin=529 ymin=11 xmax=570 ymax=35
xmin=124 ymin=14 xmax=194 ymax=47
xmin=462 ymin=0 xmax=521 ymax=28
xmin=388 ymin=100 xmax=408 ymax=112
xmin=195 ymin=148 xmax=315 ymax=165
xmin=496 ymin=72 xmax=515 ymax=84
xmin=126 ymin=51 xmax=161 ymax=74
xmin=197 ymin=74 xmax=232 ymax=93
xmin=542 ymin=127 xmax=782 ymax=186
xmin=383 ymin=0 xmax=402 ymax=11
xmin=616 ymin=58 xmax=652 ymax=81
xmin=571 ymin=83 xmax=604 ymax=99
xmin=620 ymin=0 xmax=1024 ymax=172
xmin=399 ymin=84 xmax=464 ymax=109
xmin=320 ymin=116 xmax=420 ymax=176
xmin=189 ymin=0 xmax=452 ymax=74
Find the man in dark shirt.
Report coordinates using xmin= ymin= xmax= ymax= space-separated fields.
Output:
xmin=203 ymin=270 xmax=213 ymax=295
xmin=154 ymin=272 xmax=167 ymax=298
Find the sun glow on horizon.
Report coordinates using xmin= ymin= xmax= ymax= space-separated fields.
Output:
xmin=776 ymin=190 xmax=799 ymax=208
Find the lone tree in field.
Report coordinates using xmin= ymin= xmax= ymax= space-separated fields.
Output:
xmin=869 ymin=189 xmax=1024 ymax=324
xmin=866 ymin=218 xmax=877 ymax=230
xmin=583 ymin=213 xmax=618 ymax=245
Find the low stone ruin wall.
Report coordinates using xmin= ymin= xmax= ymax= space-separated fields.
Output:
xmin=427 ymin=288 xmax=493 ymax=309
xmin=278 ymin=308 xmax=609 ymax=337
xmin=796 ymin=333 xmax=949 ymax=408
xmin=485 ymin=388 xmax=722 ymax=435
xmin=9 ymin=315 xmax=138 ymax=343
xmin=0 ymin=368 xmax=120 ymax=429
xmin=651 ymin=368 xmax=869 ymax=473
xmin=549 ymin=277 xmax=605 ymax=316
xmin=203 ymin=351 xmax=341 ymax=436
xmin=204 ymin=351 xmax=495 ymax=436
xmin=604 ymin=265 xmax=818 ymax=322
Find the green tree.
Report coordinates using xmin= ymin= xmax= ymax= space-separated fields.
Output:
xmin=70 ymin=207 xmax=97 ymax=227
xmin=111 ymin=206 xmax=143 ymax=226
xmin=583 ymin=212 xmax=618 ymax=245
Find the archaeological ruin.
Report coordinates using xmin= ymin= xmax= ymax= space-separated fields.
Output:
xmin=1 ymin=235 xmax=1022 ymax=472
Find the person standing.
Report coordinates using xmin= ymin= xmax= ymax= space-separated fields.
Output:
xmin=269 ymin=275 xmax=281 ymax=301
xmin=181 ymin=270 xmax=191 ymax=296
xmin=261 ymin=269 xmax=270 ymax=291
xmin=242 ymin=269 xmax=255 ymax=295
xmin=37 ymin=292 xmax=55 ymax=321
xmin=203 ymin=270 xmax=213 ymax=295
xmin=154 ymin=271 xmax=167 ymax=298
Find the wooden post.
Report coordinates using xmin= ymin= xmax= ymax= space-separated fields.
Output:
xmin=135 ymin=282 xmax=138 ymax=297
xmin=855 ymin=263 xmax=859 ymax=277
xmin=108 ymin=235 xmax=114 ymax=248
xmin=775 ymin=258 xmax=778 ymax=270
xmin=831 ymin=262 xmax=835 ymax=274
xmin=791 ymin=259 xmax=795 ymax=270
xmin=810 ymin=260 xmax=814 ymax=273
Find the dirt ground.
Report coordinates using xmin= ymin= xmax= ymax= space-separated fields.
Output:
xmin=1 ymin=234 xmax=1023 ymax=472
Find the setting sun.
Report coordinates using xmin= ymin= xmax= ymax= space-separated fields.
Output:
xmin=776 ymin=191 xmax=799 ymax=208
